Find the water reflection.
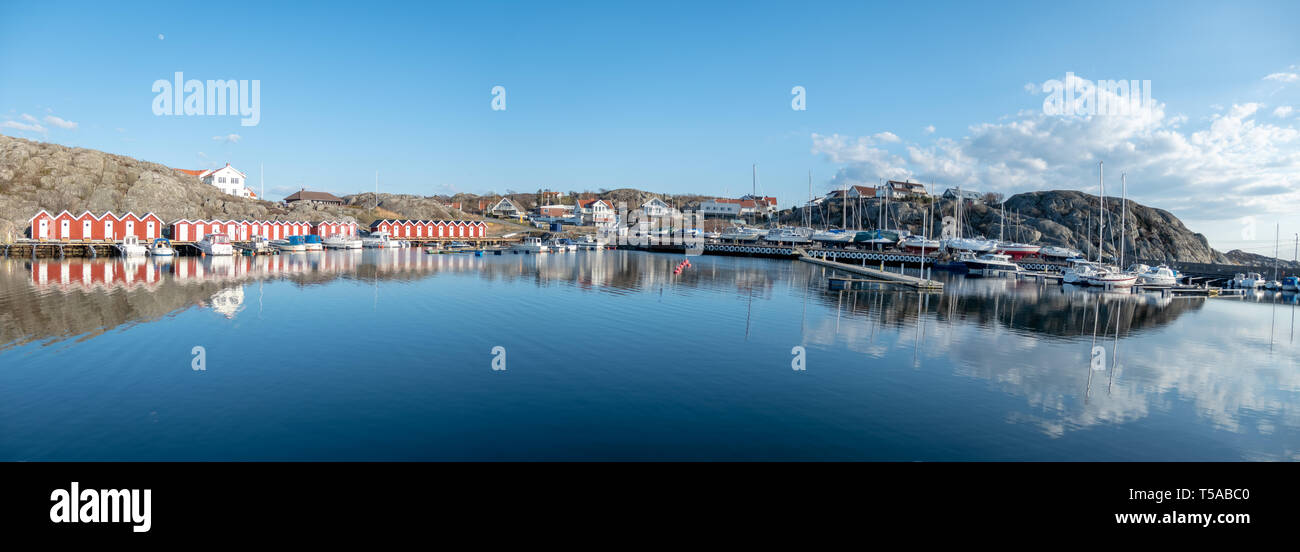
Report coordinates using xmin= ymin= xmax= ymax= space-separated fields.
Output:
xmin=1 ymin=250 xmax=1297 ymax=460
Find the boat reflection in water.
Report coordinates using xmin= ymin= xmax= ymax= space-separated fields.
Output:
xmin=0 ymin=250 xmax=1297 ymax=461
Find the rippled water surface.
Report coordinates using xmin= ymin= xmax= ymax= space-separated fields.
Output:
xmin=1 ymin=250 xmax=1297 ymax=460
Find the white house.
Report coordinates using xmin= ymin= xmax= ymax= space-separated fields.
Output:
xmin=700 ymin=199 xmax=742 ymax=217
xmin=488 ymin=197 xmax=523 ymax=218
xmin=181 ymin=163 xmax=254 ymax=198
xmin=880 ymin=180 xmax=928 ymax=200
xmin=641 ymin=197 xmax=675 ymax=218
xmin=577 ymin=198 xmax=617 ymax=226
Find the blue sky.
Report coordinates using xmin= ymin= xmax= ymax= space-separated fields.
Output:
xmin=2 ymin=0 xmax=1299 ymax=252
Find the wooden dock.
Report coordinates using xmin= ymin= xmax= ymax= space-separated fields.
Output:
xmin=799 ymin=254 xmax=943 ymax=290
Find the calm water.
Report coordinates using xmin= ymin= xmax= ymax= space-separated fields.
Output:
xmin=1 ymin=250 xmax=1297 ymax=460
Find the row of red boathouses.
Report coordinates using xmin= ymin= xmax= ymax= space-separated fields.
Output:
xmin=26 ymin=211 xmax=487 ymax=242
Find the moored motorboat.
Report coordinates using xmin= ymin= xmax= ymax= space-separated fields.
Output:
xmin=148 ymin=237 xmax=175 ymax=257
xmin=323 ymin=235 xmax=363 ymax=249
xmin=811 ymin=229 xmax=856 ymax=245
xmin=196 ymin=233 xmax=234 ymax=256
xmin=1085 ymin=268 xmax=1138 ymax=288
xmin=1062 ymin=258 xmax=1103 ymax=284
xmin=118 ymin=235 xmax=147 ymax=257
xmin=1240 ymin=272 xmax=1266 ymax=289
xmin=1282 ymin=276 xmax=1299 ymax=291
xmin=273 ymin=235 xmax=307 ymax=252
xmin=303 ymin=235 xmax=324 ymax=251
xmin=718 ymin=226 xmax=764 ymax=242
xmin=961 ymin=252 xmax=1019 ymax=275
xmin=1135 ymin=264 xmax=1178 ymax=286
xmin=899 ymin=234 xmax=941 ymax=253
xmin=763 ymin=227 xmax=812 ymax=244
xmin=511 ymin=236 xmax=549 ymax=254
xmin=1040 ymin=245 xmax=1082 ymax=260
xmin=362 ymin=231 xmax=395 ymax=248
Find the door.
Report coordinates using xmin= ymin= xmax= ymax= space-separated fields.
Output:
xmin=61 ymin=220 xmax=70 ymax=239
xmin=125 ymin=221 xmax=135 ymax=239
xmin=83 ymin=220 xmax=92 ymax=239
xmin=104 ymin=220 xmax=114 ymax=239
xmin=179 ymin=225 xmax=188 ymax=242
xmin=38 ymin=219 xmax=49 ymax=239
xmin=147 ymin=221 xmax=156 ymax=239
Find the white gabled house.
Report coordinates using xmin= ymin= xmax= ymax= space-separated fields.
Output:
xmin=576 ymin=198 xmax=617 ymax=226
xmin=488 ymin=197 xmax=523 ymax=218
xmin=180 ymin=163 xmax=255 ymax=198
xmin=640 ymin=197 xmax=675 ymax=218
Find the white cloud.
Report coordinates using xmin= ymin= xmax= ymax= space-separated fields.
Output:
xmin=923 ymin=125 xmax=936 ymax=134
xmin=811 ymin=75 xmax=1300 ymax=225
xmin=1274 ymin=105 xmax=1294 ymax=118
xmin=212 ymin=133 xmax=241 ymax=143
xmin=43 ymin=115 xmax=77 ymax=129
xmin=872 ymin=131 xmax=900 ymax=143
xmin=20 ymin=113 xmax=38 ymax=123
xmin=1263 ymin=72 xmax=1299 ymax=82
xmin=1 ymin=120 xmax=46 ymax=133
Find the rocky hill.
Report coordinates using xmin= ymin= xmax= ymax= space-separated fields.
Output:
xmin=0 ymin=134 xmax=369 ymax=241
xmin=786 ymin=190 xmax=1229 ymax=263
xmin=1223 ymin=249 xmax=1300 ymax=270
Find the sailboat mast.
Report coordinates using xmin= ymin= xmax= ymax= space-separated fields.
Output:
xmin=1121 ymin=172 xmax=1126 ymax=269
xmin=1097 ymin=161 xmax=1104 ymax=263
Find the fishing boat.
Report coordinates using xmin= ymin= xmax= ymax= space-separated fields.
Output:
xmin=718 ymin=226 xmax=764 ymax=242
xmin=961 ymin=252 xmax=1019 ymax=275
xmin=511 ymin=236 xmax=549 ymax=254
xmin=244 ymin=235 xmax=274 ymax=254
xmin=323 ymin=235 xmax=363 ymax=249
xmin=118 ymin=235 xmax=148 ymax=257
xmin=196 ymin=233 xmax=234 ymax=256
xmin=361 ymin=231 xmax=396 ymax=248
xmin=899 ymin=234 xmax=941 ymax=253
xmin=763 ymin=227 xmax=812 ymax=244
xmin=1240 ymin=272 xmax=1266 ymax=289
xmin=273 ymin=235 xmax=307 ymax=252
xmin=148 ymin=237 xmax=175 ymax=257
xmin=548 ymin=238 xmax=577 ymax=251
xmin=304 ymin=234 xmax=324 ymax=251
xmin=576 ymin=234 xmax=608 ymax=248
xmin=1282 ymin=276 xmax=1299 ymax=291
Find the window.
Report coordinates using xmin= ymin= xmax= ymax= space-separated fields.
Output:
xmin=219 ymin=177 xmax=226 ymax=183
xmin=231 ymin=178 xmax=239 ymax=184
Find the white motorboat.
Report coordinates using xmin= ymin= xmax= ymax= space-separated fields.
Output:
xmin=511 ymin=236 xmax=549 ymax=254
xmin=362 ymin=231 xmax=396 ymax=248
xmin=547 ymin=238 xmax=577 ymax=251
xmin=196 ymin=233 xmax=234 ymax=256
xmin=304 ymin=235 xmax=324 ymax=251
xmin=899 ymin=234 xmax=941 ymax=253
xmin=961 ymin=252 xmax=1019 ymax=275
xmin=1240 ymin=272 xmax=1266 ymax=289
xmin=718 ymin=226 xmax=764 ymax=242
xmin=1040 ymin=245 xmax=1082 ymax=260
xmin=1062 ymin=259 xmax=1103 ymax=284
xmin=811 ymin=229 xmax=856 ymax=244
xmin=1264 ymin=280 xmax=1282 ymax=290
xmin=324 ymin=235 xmax=363 ymax=249
xmin=763 ymin=227 xmax=812 ymax=244
xmin=1135 ymin=264 xmax=1178 ymax=286
xmin=117 ymin=235 xmax=147 ymax=257
xmin=147 ymin=237 xmax=175 ymax=257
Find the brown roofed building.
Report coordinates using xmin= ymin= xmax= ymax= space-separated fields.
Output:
xmin=283 ymin=189 xmax=345 ymax=205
